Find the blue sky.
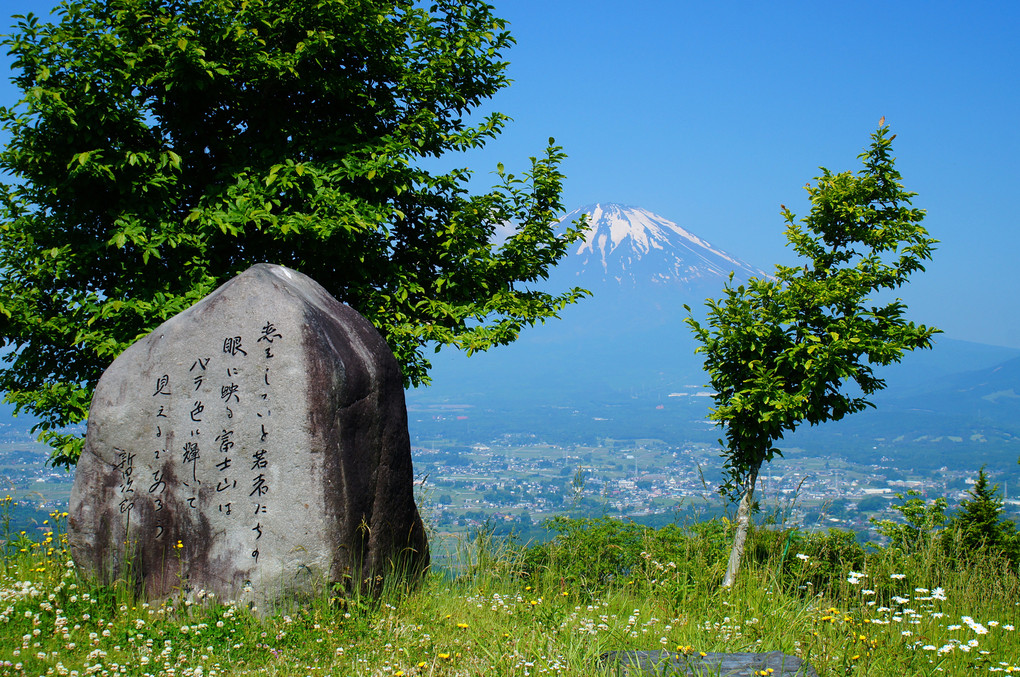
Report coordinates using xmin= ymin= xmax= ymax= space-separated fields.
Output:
xmin=3 ymin=1 xmax=1019 ymax=348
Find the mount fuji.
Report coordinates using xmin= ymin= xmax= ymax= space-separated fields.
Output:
xmin=408 ymin=203 xmax=762 ymax=440
xmin=534 ymin=203 xmax=765 ymax=341
xmin=550 ymin=203 xmax=765 ymax=291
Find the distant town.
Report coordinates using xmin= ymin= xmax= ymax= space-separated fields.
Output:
xmin=3 ymin=428 xmax=1018 ymax=548
xmin=409 ymin=436 xmax=1020 ymax=540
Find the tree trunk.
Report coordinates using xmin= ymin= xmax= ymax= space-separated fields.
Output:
xmin=722 ymin=465 xmax=759 ymax=588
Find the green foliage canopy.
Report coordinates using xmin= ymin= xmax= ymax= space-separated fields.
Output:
xmin=687 ymin=127 xmax=939 ymax=499
xmin=0 ymin=0 xmax=587 ymax=466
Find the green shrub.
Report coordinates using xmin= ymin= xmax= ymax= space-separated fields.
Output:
xmin=519 ymin=516 xmax=733 ymax=603
xmin=522 ymin=516 xmax=646 ymax=591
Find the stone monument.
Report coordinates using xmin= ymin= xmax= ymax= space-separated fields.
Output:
xmin=69 ymin=263 xmax=429 ymax=608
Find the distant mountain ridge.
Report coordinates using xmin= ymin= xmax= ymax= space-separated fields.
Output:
xmin=412 ymin=202 xmax=1020 ymax=471
xmin=551 ymin=203 xmax=766 ymax=290
xmin=421 ymin=202 xmax=779 ymax=398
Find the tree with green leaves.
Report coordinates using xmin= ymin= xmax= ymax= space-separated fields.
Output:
xmin=950 ymin=466 xmax=1018 ymax=562
xmin=686 ymin=124 xmax=939 ymax=587
xmin=0 ymin=0 xmax=587 ymax=467
xmin=871 ymin=490 xmax=949 ymax=557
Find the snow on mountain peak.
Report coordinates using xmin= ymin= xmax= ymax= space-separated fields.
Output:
xmin=557 ymin=202 xmax=765 ymax=288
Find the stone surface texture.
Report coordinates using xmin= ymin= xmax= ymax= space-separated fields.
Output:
xmin=69 ymin=263 xmax=428 ymax=607
xmin=600 ymin=650 xmax=819 ymax=677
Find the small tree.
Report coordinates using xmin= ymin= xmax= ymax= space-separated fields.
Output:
xmin=950 ymin=466 xmax=1017 ymax=561
xmin=871 ymin=490 xmax=949 ymax=556
xmin=0 ymin=0 xmax=587 ymax=466
xmin=686 ymin=124 xmax=939 ymax=587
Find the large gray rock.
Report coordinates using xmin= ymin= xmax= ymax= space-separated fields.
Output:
xmin=69 ymin=264 xmax=428 ymax=608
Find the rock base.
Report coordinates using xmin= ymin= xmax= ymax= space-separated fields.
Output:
xmin=69 ymin=264 xmax=428 ymax=610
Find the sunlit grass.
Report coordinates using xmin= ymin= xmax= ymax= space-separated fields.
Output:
xmin=1 ymin=506 xmax=1018 ymax=676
